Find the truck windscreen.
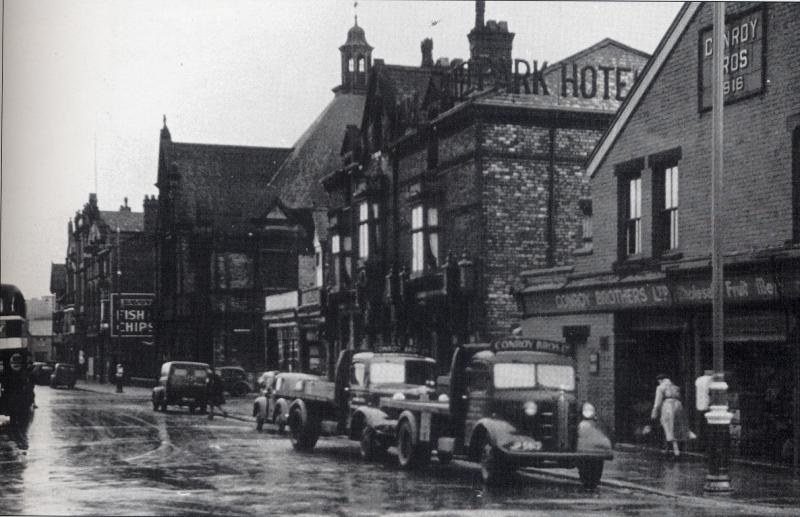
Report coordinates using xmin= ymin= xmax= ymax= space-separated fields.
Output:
xmin=493 ymin=363 xmax=575 ymax=390
xmin=370 ymin=360 xmax=435 ymax=386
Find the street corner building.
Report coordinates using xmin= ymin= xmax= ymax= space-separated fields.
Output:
xmin=152 ymin=120 xmax=300 ymax=371
xmin=50 ymin=193 xmax=158 ymax=381
xmin=518 ymin=2 xmax=800 ymax=463
xmin=310 ymin=2 xmax=649 ymax=376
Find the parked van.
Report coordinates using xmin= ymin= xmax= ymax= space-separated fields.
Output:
xmin=152 ymin=361 xmax=210 ymax=413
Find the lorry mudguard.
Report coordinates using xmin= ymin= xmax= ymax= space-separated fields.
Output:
xmin=350 ymin=406 xmax=393 ymax=439
xmin=288 ymin=398 xmax=309 ymax=428
xmin=468 ymin=418 xmax=519 ymax=457
xmin=576 ymin=419 xmax=613 ymax=453
xmin=275 ymin=398 xmax=291 ymax=422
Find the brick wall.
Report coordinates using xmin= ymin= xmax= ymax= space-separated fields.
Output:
xmin=581 ymin=2 xmax=800 ymax=275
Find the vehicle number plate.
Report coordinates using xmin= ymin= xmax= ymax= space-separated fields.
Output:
xmin=420 ymin=413 xmax=431 ymax=442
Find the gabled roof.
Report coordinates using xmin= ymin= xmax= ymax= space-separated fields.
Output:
xmin=269 ymin=92 xmax=366 ymax=209
xmin=100 ymin=210 xmax=144 ymax=233
xmin=161 ymin=138 xmax=291 ymax=231
xmin=585 ymin=2 xmax=701 ymax=178
xmin=543 ymin=37 xmax=651 ymax=74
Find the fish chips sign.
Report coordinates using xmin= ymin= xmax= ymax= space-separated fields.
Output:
xmin=111 ymin=293 xmax=154 ymax=338
xmin=699 ymin=5 xmax=765 ymax=110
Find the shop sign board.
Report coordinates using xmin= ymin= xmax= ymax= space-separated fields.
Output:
xmin=523 ymin=270 xmax=800 ymax=316
xmin=524 ymin=281 xmax=672 ymax=315
xmin=111 ymin=293 xmax=154 ymax=338
xmin=492 ymin=337 xmax=573 ymax=356
xmin=698 ymin=5 xmax=765 ymax=111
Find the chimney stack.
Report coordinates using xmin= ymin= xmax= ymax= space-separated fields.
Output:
xmin=421 ymin=38 xmax=434 ymax=67
xmin=476 ymin=0 xmax=485 ymax=29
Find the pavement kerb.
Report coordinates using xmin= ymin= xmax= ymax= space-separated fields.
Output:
xmin=523 ymin=468 xmax=798 ymax=516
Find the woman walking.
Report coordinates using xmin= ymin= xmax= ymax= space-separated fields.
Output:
xmin=651 ymin=373 xmax=690 ymax=459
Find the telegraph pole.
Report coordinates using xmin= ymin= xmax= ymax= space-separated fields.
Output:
xmin=705 ymin=1 xmax=733 ymax=493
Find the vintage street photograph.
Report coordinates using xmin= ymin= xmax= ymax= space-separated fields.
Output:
xmin=2 ymin=1 xmax=800 ymax=515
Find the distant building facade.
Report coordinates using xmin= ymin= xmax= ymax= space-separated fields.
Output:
xmin=27 ymin=295 xmax=54 ymax=362
xmin=153 ymin=123 xmax=298 ymax=371
xmin=55 ymin=194 xmax=157 ymax=379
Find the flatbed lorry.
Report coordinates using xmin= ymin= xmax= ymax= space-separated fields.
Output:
xmin=287 ymin=350 xmax=437 ymax=458
xmin=379 ymin=337 xmax=613 ymax=487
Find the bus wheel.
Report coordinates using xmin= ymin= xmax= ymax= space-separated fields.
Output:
xmin=480 ymin=438 xmax=510 ymax=486
xmin=578 ymin=460 xmax=604 ymax=489
xmin=397 ymin=419 xmax=428 ymax=469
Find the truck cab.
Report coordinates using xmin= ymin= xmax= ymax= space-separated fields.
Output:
xmin=386 ymin=338 xmax=613 ymax=487
xmin=286 ymin=351 xmax=437 ymax=458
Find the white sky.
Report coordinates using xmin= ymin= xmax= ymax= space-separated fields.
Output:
xmin=1 ymin=0 xmax=682 ymax=298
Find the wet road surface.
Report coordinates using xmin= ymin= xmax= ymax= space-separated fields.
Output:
xmin=0 ymin=387 xmax=792 ymax=516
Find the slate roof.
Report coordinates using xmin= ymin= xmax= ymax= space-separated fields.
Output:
xmin=165 ymin=141 xmax=291 ymax=231
xmin=269 ymin=92 xmax=366 ymax=210
xmin=100 ymin=210 xmax=144 ymax=233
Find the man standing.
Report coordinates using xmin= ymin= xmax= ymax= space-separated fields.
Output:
xmin=115 ymin=363 xmax=124 ymax=393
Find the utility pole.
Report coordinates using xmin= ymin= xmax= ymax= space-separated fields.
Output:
xmin=704 ymin=1 xmax=733 ymax=494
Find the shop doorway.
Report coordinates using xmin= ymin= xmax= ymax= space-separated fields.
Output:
xmin=615 ymin=330 xmax=683 ymax=442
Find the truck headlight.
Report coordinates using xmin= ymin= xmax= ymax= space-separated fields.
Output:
xmin=523 ymin=401 xmax=538 ymax=416
xmin=582 ymin=402 xmax=596 ymax=420
xmin=392 ymin=392 xmax=406 ymax=401
xmin=437 ymin=393 xmax=449 ymax=402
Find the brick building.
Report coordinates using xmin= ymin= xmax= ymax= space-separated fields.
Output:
xmin=55 ymin=194 xmax=157 ymax=380
xmin=320 ymin=1 xmax=648 ymax=375
xmin=262 ymin=19 xmax=371 ymax=373
xmin=153 ymin=121 xmax=300 ymax=371
xmin=519 ymin=2 xmax=800 ymax=462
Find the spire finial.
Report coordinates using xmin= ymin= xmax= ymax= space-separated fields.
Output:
xmin=162 ymin=114 xmax=167 ymax=128
xmin=354 ymin=1 xmax=358 ymax=26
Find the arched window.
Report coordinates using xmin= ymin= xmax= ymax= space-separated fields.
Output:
xmin=358 ymin=57 xmax=365 ymax=72
xmin=348 ymin=58 xmax=355 ymax=72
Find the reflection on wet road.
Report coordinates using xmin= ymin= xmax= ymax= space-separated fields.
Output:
xmin=0 ymin=388 xmax=782 ymax=516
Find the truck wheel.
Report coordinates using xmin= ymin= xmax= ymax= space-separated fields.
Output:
xmin=578 ymin=460 xmax=604 ymax=489
xmin=359 ymin=426 xmax=385 ymax=461
xmin=480 ymin=439 xmax=510 ymax=486
xmin=397 ymin=419 xmax=429 ymax=469
xmin=289 ymin=408 xmax=319 ymax=451
xmin=274 ymin=410 xmax=287 ymax=435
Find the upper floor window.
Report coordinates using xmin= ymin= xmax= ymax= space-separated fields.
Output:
xmin=411 ymin=205 xmax=439 ymax=273
xmin=579 ymin=199 xmax=592 ymax=245
xmin=348 ymin=58 xmax=354 ymax=72
xmin=314 ymin=238 xmax=323 ymax=287
xmin=657 ymin=165 xmax=679 ymax=253
xmin=358 ymin=201 xmax=380 ymax=260
xmin=625 ymin=174 xmax=642 ymax=256
xmin=331 ymin=233 xmax=352 ymax=288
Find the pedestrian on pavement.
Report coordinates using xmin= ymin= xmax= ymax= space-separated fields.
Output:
xmin=206 ymin=370 xmax=227 ymax=420
xmin=115 ymin=363 xmax=124 ymax=393
xmin=651 ymin=373 xmax=689 ymax=459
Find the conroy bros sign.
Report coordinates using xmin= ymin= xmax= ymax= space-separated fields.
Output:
xmin=111 ymin=293 xmax=154 ymax=338
xmin=698 ymin=5 xmax=765 ymax=110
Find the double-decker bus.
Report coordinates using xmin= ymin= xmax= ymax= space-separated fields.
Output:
xmin=1 ymin=283 xmax=33 ymax=419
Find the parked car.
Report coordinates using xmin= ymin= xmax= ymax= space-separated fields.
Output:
xmin=215 ymin=366 xmax=252 ymax=397
xmin=253 ymin=372 xmax=320 ymax=433
xmin=50 ymin=363 xmax=76 ymax=389
xmin=31 ymin=362 xmax=54 ymax=385
xmin=152 ymin=361 xmax=210 ymax=413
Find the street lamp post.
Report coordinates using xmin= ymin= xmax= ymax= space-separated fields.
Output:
xmin=705 ymin=1 xmax=733 ymax=493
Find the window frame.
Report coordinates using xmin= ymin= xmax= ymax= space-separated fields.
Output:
xmin=625 ymin=174 xmax=642 ymax=256
xmin=411 ymin=205 xmax=439 ymax=273
xmin=615 ymin=157 xmax=645 ymax=262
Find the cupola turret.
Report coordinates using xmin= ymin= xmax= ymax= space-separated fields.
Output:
xmin=339 ymin=17 xmax=373 ymax=93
